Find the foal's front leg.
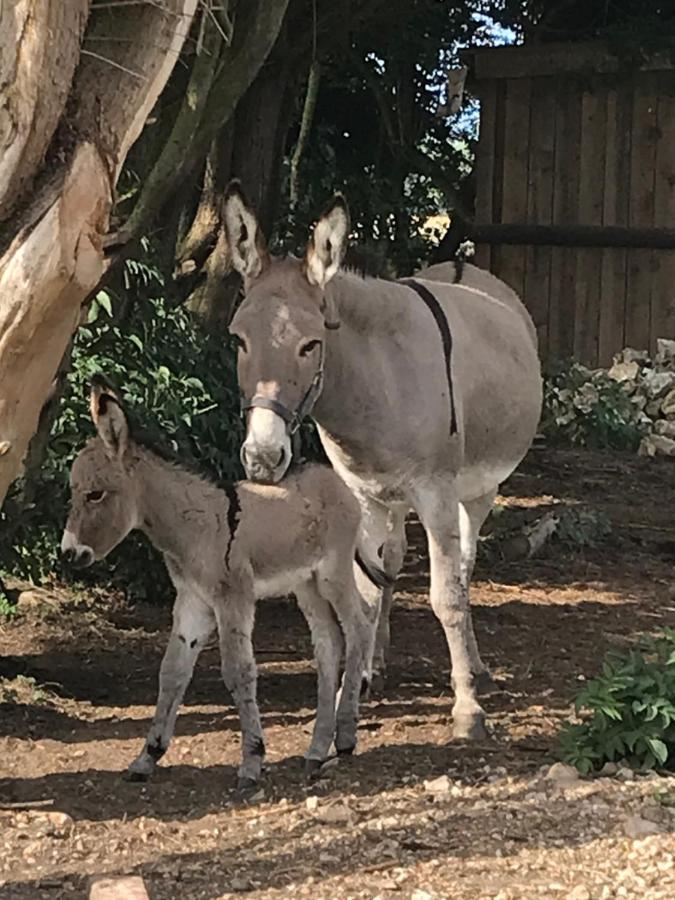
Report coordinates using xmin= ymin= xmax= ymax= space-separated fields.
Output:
xmin=127 ymin=595 xmax=214 ymax=781
xmin=295 ymin=582 xmax=342 ymax=777
xmin=215 ymin=592 xmax=265 ymax=793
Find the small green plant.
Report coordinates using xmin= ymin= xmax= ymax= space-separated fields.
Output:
xmin=559 ymin=629 xmax=675 ymax=774
xmin=0 ymin=675 xmax=49 ymax=704
xmin=541 ymin=361 xmax=646 ymax=451
xmin=555 ymin=507 xmax=612 ymax=548
xmin=0 ymin=590 xmax=17 ymax=620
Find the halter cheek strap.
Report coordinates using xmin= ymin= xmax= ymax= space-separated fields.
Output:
xmin=240 ymin=339 xmax=326 ymax=437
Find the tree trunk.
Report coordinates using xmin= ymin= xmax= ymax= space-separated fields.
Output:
xmin=0 ymin=0 xmax=199 ymax=509
xmin=180 ymin=51 xmax=296 ymax=326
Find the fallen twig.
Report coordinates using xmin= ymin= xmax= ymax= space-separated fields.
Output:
xmin=0 ymin=798 xmax=55 ymax=810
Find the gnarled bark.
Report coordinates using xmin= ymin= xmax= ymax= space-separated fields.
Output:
xmin=0 ymin=0 xmax=88 ymax=222
xmin=0 ymin=0 xmax=199 ymax=508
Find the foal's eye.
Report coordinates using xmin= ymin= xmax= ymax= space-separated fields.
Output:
xmin=86 ymin=490 xmax=106 ymax=503
xmin=233 ymin=334 xmax=248 ymax=354
xmin=299 ymin=339 xmax=322 ymax=357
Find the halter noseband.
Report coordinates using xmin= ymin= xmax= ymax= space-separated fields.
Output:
xmin=240 ymin=342 xmax=326 ymax=437
xmin=240 ymin=313 xmax=338 ymax=441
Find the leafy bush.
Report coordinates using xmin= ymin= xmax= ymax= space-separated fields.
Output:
xmin=559 ymin=629 xmax=675 ymax=774
xmin=1 ymin=244 xmax=324 ymax=601
xmin=554 ymin=507 xmax=612 ymax=548
xmin=541 ymin=361 xmax=647 ymax=451
xmin=0 ymin=256 xmax=245 ymax=600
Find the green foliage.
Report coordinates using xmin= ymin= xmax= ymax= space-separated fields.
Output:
xmin=0 ymin=251 xmax=245 ymax=601
xmin=554 ymin=507 xmax=612 ymax=548
xmin=0 ymin=675 xmax=49 ymax=705
xmin=559 ymin=630 xmax=675 ymax=774
xmin=275 ymin=2 xmax=488 ymax=274
xmin=0 ymin=592 xmax=17 ymax=620
xmin=541 ymin=361 xmax=647 ymax=451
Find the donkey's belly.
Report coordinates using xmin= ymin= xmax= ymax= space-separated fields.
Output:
xmin=455 ymin=460 xmax=521 ymax=503
xmin=253 ymin=566 xmax=315 ymax=599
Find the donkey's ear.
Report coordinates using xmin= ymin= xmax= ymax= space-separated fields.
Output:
xmin=222 ymin=180 xmax=269 ymax=280
xmin=89 ymin=379 xmax=129 ymax=459
xmin=305 ymin=194 xmax=350 ymax=288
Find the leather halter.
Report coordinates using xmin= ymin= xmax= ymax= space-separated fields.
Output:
xmin=240 ymin=313 xmax=338 ymax=441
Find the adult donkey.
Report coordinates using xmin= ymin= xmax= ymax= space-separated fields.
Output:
xmin=223 ymin=182 xmax=542 ymax=740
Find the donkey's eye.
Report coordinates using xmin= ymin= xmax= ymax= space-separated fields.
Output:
xmin=233 ymin=334 xmax=248 ymax=354
xmin=299 ymin=339 xmax=322 ymax=357
xmin=86 ymin=490 xmax=106 ymax=503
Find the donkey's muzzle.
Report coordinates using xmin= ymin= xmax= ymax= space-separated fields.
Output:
xmin=241 ymin=444 xmax=288 ymax=484
xmin=61 ymin=546 xmax=94 ymax=569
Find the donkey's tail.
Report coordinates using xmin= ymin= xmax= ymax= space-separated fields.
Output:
xmin=354 ymin=549 xmax=394 ymax=591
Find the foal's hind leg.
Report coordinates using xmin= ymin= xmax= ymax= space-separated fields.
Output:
xmin=318 ymin=566 xmax=371 ymax=756
xmin=460 ymin=489 xmax=498 ymax=694
xmin=127 ymin=595 xmax=214 ymax=780
xmin=214 ymin=592 xmax=265 ymax=793
xmin=295 ymin=581 xmax=343 ymax=777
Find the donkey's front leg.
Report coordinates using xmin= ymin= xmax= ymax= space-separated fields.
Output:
xmin=215 ymin=595 xmax=265 ymax=794
xmin=411 ymin=481 xmax=487 ymax=741
xmin=127 ymin=596 xmax=214 ymax=781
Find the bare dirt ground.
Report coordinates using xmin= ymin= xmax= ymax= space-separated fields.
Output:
xmin=1 ymin=447 xmax=674 ymax=899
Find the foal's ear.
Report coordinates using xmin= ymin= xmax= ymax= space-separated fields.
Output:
xmin=305 ymin=194 xmax=350 ymax=288
xmin=222 ymin=180 xmax=269 ymax=281
xmin=89 ymin=378 xmax=129 ymax=459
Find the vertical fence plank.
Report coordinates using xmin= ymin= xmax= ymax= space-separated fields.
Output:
xmin=652 ymin=72 xmax=675 ymax=349
xmin=549 ymin=76 xmax=582 ymax=362
xmin=497 ymin=77 xmax=531 ymax=298
xmin=599 ymin=80 xmax=631 ymax=365
xmin=625 ymin=73 xmax=658 ymax=351
xmin=574 ymin=78 xmax=607 ymax=366
xmin=473 ymin=80 xmax=497 ymax=270
xmin=524 ymin=76 xmax=555 ymax=360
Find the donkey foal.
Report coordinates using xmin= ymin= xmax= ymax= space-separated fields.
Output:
xmin=61 ymin=382 xmax=377 ymax=792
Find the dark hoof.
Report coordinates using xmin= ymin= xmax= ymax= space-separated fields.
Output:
xmin=123 ymin=770 xmax=150 ymax=783
xmin=474 ymin=670 xmax=500 ymax=696
xmin=336 ymin=745 xmax=355 ymax=758
xmin=369 ymin=672 xmax=386 ymax=695
xmin=360 ymin=676 xmax=371 ymax=700
xmin=235 ymin=777 xmax=262 ymax=802
xmin=304 ymin=757 xmax=325 ymax=781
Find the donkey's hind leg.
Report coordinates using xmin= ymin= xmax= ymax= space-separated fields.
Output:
xmin=410 ymin=478 xmax=487 ymax=741
xmin=459 ymin=489 xmax=498 ymax=695
xmin=127 ymin=595 xmax=214 ymax=781
xmin=295 ymin=581 xmax=343 ymax=778
xmin=353 ymin=498 xmax=407 ymax=690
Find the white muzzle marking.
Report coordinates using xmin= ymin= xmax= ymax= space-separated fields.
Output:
xmin=242 ymin=408 xmax=292 ymax=483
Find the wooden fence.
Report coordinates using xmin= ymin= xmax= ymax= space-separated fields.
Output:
xmin=465 ymin=42 xmax=675 ymax=367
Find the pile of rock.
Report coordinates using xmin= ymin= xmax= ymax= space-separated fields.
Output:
xmin=607 ymin=339 xmax=675 ymax=458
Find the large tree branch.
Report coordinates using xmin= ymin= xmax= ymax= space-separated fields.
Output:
xmin=0 ymin=1 xmax=89 ymax=222
xmin=119 ymin=0 xmax=290 ymax=246
xmin=122 ymin=16 xmax=223 ymax=240
xmin=289 ymin=60 xmax=321 ymax=207
xmin=0 ymin=0 xmax=199 ymax=507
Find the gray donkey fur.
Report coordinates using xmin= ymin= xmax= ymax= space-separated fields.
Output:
xmin=61 ymin=381 xmax=378 ymax=791
xmin=222 ymin=182 xmax=542 ymax=743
